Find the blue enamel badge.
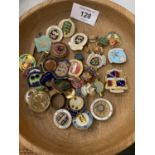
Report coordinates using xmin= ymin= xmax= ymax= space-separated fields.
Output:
xmin=108 ymin=48 xmax=127 ymax=64
xmin=34 ymin=35 xmax=51 ymax=53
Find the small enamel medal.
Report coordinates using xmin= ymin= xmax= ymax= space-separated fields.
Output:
xmin=72 ymin=110 xmax=93 ymax=130
xmin=108 ymin=48 xmax=127 ymax=64
xmin=34 ymin=35 xmax=51 ymax=53
xmin=54 ymin=60 xmax=70 ymax=78
xmin=28 ymin=91 xmax=50 ymax=113
xmin=68 ymin=59 xmax=83 ymax=78
xmin=58 ymin=18 xmax=75 ymax=38
xmin=55 ymin=79 xmax=71 ymax=92
xmin=51 ymin=42 xmax=69 ymax=59
xmin=27 ymin=67 xmax=44 ymax=90
xmin=46 ymin=25 xmax=63 ymax=43
xmin=19 ymin=54 xmax=36 ymax=72
xmin=86 ymin=52 xmax=106 ymax=70
xmin=93 ymin=79 xmax=104 ymax=96
xmin=98 ymin=36 xmax=108 ymax=47
xmin=42 ymin=58 xmax=57 ymax=72
xmin=90 ymin=98 xmax=113 ymax=121
xmin=53 ymin=109 xmax=72 ymax=129
xmin=68 ymin=95 xmax=85 ymax=117
xmin=105 ymin=69 xmax=128 ymax=93
xmin=68 ymin=33 xmax=88 ymax=51
xmin=106 ymin=32 xmax=121 ymax=47
xmin=40 ymin=72 xmax=55 ymax=90
xmin=74 ymin=53 xmax=84 ymax=62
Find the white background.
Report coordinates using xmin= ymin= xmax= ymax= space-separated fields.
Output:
xmin=0 ymin=0 xmax=155 ymax=155
xmin=19 ymin=0 xmax=135 ymax=16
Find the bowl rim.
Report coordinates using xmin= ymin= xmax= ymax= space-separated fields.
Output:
xmin=19 ymin=0 xmax=135 ymax=154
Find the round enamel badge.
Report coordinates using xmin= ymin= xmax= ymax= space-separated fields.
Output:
xmin=51 ymin=42 xmax=69 ymax=58
xmin=68 ymin=96 xmax=85 ymax=116
xmin=90 ymin=98 xmax=113 ymax=121
xmin=19 ymin=54 xmax=36 ymax=72
xmin=72 ymin=110 xmax=93 ymax=130
xmin=28 ymin=91 xmax=50 ymax=113
xmin=68 ymin=33 xmax=88 ymax=51
xmin=58 ymin=18 xmax=75 ymax=38
xmin=53 ymin=109 xmax=72 ymax=129
xmin=42 ymin=58 xmax=57 ymax=72
xmin=55 ymin=60 xmax=70 ymax=78
xmin=46 ymin=25 xmax=63 ymax=43
xmin=68 ymin=59 xmax=83 ymax=78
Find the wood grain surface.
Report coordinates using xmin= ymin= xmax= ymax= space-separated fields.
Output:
xmin=19 ymin=0 xmax=135 ymax=154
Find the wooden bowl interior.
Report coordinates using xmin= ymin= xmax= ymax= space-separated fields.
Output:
xmin=20 ymin=0 xmax=134 ymax=154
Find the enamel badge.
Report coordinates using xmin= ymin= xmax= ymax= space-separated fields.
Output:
xmin=46 ymin=25 xmax=63 ymax=43
xmin=68 ymin=59 xmax=83 ymax=78
xmin=86 ymin=52 xmax=106 ymax=69
xmin=34 ymin=35 xmax=51 ymax=53
xmin=90 ymin=98 xmax=113 ymax=121
xmin=106 ymin=32 xmax=121 ymax=47
xmin=108 ymin=48 xmax=127 ymax=64
xmin=53 ymin=109 xmax=72 ymax=129
xmin=93 ymin=79 xmax=104 ymax=96
xmin=68 ymin=33 xmax=88 ymax=51
xmin=72 ymin=110 xmax=93 ymax=130
xmin=68 ymin=95 xmax=85 ymax=116
xmin=27 ymin=67 xmax=43 ymax=90
xmin=51 ymin=42 xmax=69 ymax=59
xmin=58 ymin=18 xmax=75 ymax=38
xmin=54 ymin=60 xmax=70 ymax=78
xmin=105 ymin=69 xmax=128 ymax=93
xmin=42 ymin=58 xmax=57 ymax=72
xmin=19 ymin=54 xmax=36 ymax=72
xmin=28 ymin=91 xmax=50 ymax=113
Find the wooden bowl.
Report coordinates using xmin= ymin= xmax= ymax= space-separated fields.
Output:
xmin=19 ymin=0 xmax=135 ymax=154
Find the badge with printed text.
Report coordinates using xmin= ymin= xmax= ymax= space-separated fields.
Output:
xmin=53 ymin=109 xmax=72 ymax=129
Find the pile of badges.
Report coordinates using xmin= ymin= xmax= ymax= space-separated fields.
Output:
xmin=19 ymin=18 xmax=128 ymax=130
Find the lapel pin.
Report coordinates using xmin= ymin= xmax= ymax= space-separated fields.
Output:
xmin=58 ymin=18 xmax=75 ymax=38
xmin=105 ymin=69 xmax=128 ymax=93
xmin=90 ymin=98 xmax=113 ymax=121
xmin=108 ymin=48 xmax=127 ymax=64
xmin=46 ymin=25 xmax=63 ymax=43
xmin=68 ymin=33 xmax=88 ymax=51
